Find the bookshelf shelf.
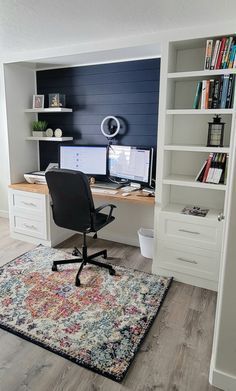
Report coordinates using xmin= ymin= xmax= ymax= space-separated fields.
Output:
xmin=162 ymin=203 xmax=221 ymax=221
xmin=168 ymin=69 xmax=236 ymax=81
xmin=166 ymin=109 xmax=234 ymax=115
xmin=24 ymin=108 xmax=73 ymax=113
xmin=164 ymin=145 xmax=230 ymax=153
xmin=163 ymin=175 xmax=226 ymax=190
xmin=25 ymin=137 xmax=73 ymax=141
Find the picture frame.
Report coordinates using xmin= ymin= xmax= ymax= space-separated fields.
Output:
xmin=33 ymin=95 xmax=44 ymax=109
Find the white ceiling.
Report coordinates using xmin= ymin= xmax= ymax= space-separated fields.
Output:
xmin=0 ymin=0 xmax=236 ymax=59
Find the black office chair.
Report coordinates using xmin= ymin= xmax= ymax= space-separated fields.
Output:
xmin=45 ymin=169 xmax=116 ymax=287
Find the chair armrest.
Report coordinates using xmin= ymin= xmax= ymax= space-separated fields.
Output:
xmin=95 ymin=204 xmax=116 ymax=220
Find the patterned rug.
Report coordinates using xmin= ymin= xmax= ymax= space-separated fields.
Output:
xmin=0 ymin=245 xmax=172 ymax=382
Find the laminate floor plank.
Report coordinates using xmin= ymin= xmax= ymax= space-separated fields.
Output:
xmin=0 ymin=218 xmax=219 ymax=391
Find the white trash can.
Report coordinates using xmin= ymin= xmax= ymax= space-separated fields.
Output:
xmin=138 ymin=228 xmax=154 ymax=259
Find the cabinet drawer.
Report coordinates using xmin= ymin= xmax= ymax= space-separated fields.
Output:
xmin=14 ymin=215 xmax=47 ymax=239
xmin=158 ymin=213 xmax=222 ymax=251
xmin=12 ymin=192 xmax=45 ymax=215
xmin=158 ymin=240 xmax=220 ymax=281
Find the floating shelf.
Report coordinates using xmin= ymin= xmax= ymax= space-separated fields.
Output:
xmin=163 ymin=175 xmax=226 ymax=190
xmin=164 ymin=145 xmax=230 ymax=153
xmin=166 ymin=109 xmax=234 ymax=115
xmin=26 ymin=137 xmax=73 ymax=141
xmin=24 ymin=108 xmax=72 ymax=113
xmin=168 ymin=69 xmax=236 ymax=81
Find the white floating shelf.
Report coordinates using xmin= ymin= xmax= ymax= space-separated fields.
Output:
xmin=162 ymin=203 xmax=221 ymax=221
xmin=166 ymin=109 xmax=234 ymax=115
xmin=163 ymin=175 xmax=226 ymax=190
xmin=24 ymin=108 xmax=72 ymax=113
xmin=26 ymin=137 xmax=73 ymax=141
xmin=168 ymin=69 xmax=236 ymax=81
xmin=164 ymin=145 xmax=230 ymax=153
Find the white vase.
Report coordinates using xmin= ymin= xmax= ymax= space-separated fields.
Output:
xmin=32 ymin=131 xmax=45 ymax=137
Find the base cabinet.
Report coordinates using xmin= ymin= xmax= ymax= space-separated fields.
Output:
xmin=8 ymin=189 xmax=73 ymax=247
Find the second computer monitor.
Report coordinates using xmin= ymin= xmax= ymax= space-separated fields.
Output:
xmin=108 ymin=145 xmax=153 ymax=186
xmin=59 ymin=145 xmax=107 ymax=176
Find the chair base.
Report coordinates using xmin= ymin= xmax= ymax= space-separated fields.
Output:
xmin=52 ymin=246 xmax=115 ymax=286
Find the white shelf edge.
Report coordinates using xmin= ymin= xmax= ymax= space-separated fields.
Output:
xmin=168 ymin=69 xmax=236 ymax=80
xmin=162 ymin=203 xmax=222 ymax=221
xmin=166 ymin=109 xmax=234 ymax=115
xmin=24 ymin=108 xmax=73 ymax=113
xmin=164 ymin=145 xmax=230 ymax=153
xmin=25 ymin=137 xmax=73 ymax=141
xmin=163 ymin=175 xmax=226 ymax=191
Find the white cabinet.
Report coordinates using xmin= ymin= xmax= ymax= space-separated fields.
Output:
xmin=153 ymin=34 xmax=236 ymax=290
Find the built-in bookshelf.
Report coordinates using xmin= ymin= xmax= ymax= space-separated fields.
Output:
xmin=153 ymin=33 xmax=236 ymax=291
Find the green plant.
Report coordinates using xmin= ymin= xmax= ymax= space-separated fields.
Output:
xmin=32 ymin=120 xmax=48 ymax=132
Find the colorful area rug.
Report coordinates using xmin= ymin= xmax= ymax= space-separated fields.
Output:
xmin=0 ymin=245 xmax=172 ymax=382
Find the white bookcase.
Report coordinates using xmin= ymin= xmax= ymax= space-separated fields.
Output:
xmin=153 ymin=35 xmax=236 ymax=291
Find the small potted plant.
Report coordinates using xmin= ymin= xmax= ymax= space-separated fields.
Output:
xmin=32 ymin=120 xmax=48 ymax=137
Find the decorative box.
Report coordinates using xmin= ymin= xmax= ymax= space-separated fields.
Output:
xmin=48 ymin=93 xmax=66 ymax=108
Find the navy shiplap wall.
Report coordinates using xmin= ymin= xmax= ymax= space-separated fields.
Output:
xmin=37 ymin=58 xmax=160 ymax=170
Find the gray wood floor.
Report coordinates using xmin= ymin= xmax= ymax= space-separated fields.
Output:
xmin=0 ymin=218 xmax=219 ymax=391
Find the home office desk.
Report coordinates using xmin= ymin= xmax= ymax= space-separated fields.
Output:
xmin=8 ymin=182 xmax=155 ymax=247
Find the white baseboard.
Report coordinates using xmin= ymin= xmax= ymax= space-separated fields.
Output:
xmin=210 ymin=367 xmax=236 ymax=390
xmin=0 ymin=210 xmax=9 ymax=219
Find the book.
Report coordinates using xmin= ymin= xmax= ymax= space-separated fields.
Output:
xmin=204 ymin=40 xmax=213 ymax=70
xmin=195 ymin=159 xmax=207 ymax=182
xmin=223 ymin=37 xmax=234 ymax=68
xmin=193 ymin=81 xmax=202 ymax=109
xmin=201 ymin=80 xmax=207 ymax=109
xmin=206 ymin=153 xmax=217 ymax=183
xmin=228 ymin=44 xmax=236 ymax=68
xmin=212 ymin=153 xmax=223 ymax=184
xmin=220 ymin=75 xmax=230 ymax=108
xmin=212 ymin=79 xmax=220 ymax=109
xmin=210 ymin=40 xmax=221 ymax=69
xmin=181 ymin=205 xmax=209 ymax=217
xmin=205 ymin=80 xmax=210 ymax=109
xmin=202 ymin=153 xmax=213 ymax=182
xmin=226 ymin=74 xmax=235 ymax=108
xmin=216 ymin=37 xmax=227 ymax=69
xmin=208 ymin=79 xmax=215 ymax=109
xmin=224 ymin=154 xmax=229 ymax=184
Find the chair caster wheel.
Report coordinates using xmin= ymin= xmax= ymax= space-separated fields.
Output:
xmin=75 ymin=277 xmax=81 ymax=287
xmin=109 ymin=268 xmax=116 ymax=276
xmin=103 ymin=251 xmax=107 ymax=259
xmin=52 ymin=264 xmax=58 ymax=272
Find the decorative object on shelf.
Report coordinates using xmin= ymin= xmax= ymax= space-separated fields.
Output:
xmin=32 ymin=120 xmax=48 ymax=137
xmin=45 ymin=128 xmax=54 ymax=137
xmin=207 ymin=115 xmax=225 ymax=147
xmin=54 ymin=128 xmax=63 ymax=138
xmin=101 ymin=116 xmax=121 ymax=138
xmin=33 ymin=95 xmax=44 ymax=109
xmin=181 ymin=205 xmax=209 ymax=217
xmin=49 ymin=93 xmax=66 ymax=108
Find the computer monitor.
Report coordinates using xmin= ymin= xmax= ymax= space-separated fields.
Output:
xmin=59 ymin=145 xmax=107 ymax=176
xmin=108 ymin=145 xmax=153 ymax=186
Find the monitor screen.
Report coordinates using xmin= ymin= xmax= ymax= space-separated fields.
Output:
xmin=59 ymin=145 xmax=107 ymax=175
xmin=108 ymin=145 xmax=153 ymax=185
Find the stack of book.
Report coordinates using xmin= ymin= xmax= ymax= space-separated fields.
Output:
xmin=195 ymin=153 xmax=228 ymax=184
xmin=204 ymin=37 xmax=236 ymax=70
xmin=193 ymin=75 xmax=235 ymax=109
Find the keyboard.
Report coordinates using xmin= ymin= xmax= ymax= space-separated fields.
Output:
xmin=120 ymin=186 xmax=138 ymax=192
xmin=91 ymin=188 xmax=118 ymax=195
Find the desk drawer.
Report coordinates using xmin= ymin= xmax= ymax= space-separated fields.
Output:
xmin=158 ymin=240 xmax=220 ymax=281
xmin=12 ymin=191 xmax=45 ymax=215
xmin=14 ymin=215 xmax=47 ymax=239
xmin=158 ymin=213 xmax=222 ymax=251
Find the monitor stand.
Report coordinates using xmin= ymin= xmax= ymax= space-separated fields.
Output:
xmin=92 ymin=181 xmax=122 ymax=190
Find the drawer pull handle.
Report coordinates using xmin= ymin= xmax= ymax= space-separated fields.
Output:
xmin=177 ymin=257 xmax=198 ymax=265
xmin=178 ymin=229 xmax=200 ymax=235
xmin=22 ymin=201 xmax=37 ymax=207
xmin=23 ymin=223 xmax=37 ymax=230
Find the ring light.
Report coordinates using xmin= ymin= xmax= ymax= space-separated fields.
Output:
xmin=101 ymin=116 xmax=120 ymax=138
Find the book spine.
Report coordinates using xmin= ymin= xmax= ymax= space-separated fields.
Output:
xmin=201 ymin=80 xmax=207 ymax=109
xmin=195 ymin=160 xmax=207 ymax=182
xmin=224 ymin=37 xmax=234 ymax=68
xmin=229 ymin=45 xmax=236 ymax=68
xmin=208 ymin=79 xmax=215 ymax=109
xmin=224 ymin=154 xmax=229 ymax=184
xmin=229 ymin=74 xmax=235 ymax=108
xmin=226 ymin=74 xmax=234 ymax=108
xmin=220 ymin=75 xmax=230 ymax=108
xmin=222 ymin=37 xmax=230 ymax=68
xmin=205 ymin=80 xmax=210 ymax=109
xmin=203 ymin=153 xmax=213 ymax=183
xmin=193 ymin=81 xmax=202 ymax=109
xmin=216 ymin=38 xmax=227 ymax=69
xmin=206 ymin=153 xmax=216 ymax=183
xmin=204 ymin=40 xmax=213 ymax=70
xmin=210 ymin=40 xmax=220 ymax=69
xmin=212 ymin=79 xmax=220 ymax=109
xmin=218 ymin=76 xmax=224 ymax=107
xmin=219 ymin=153 xmax=226 ymax=183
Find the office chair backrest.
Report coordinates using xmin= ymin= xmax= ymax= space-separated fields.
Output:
xmin=45 ymin=169 xmax=95 ymax=232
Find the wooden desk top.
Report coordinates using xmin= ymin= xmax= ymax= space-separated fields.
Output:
xmin=9 ymin=182 xmax=155 ymax=206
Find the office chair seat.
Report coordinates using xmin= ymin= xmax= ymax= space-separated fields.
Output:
xmin=46 ymin=169 xmax=117 ymax=287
